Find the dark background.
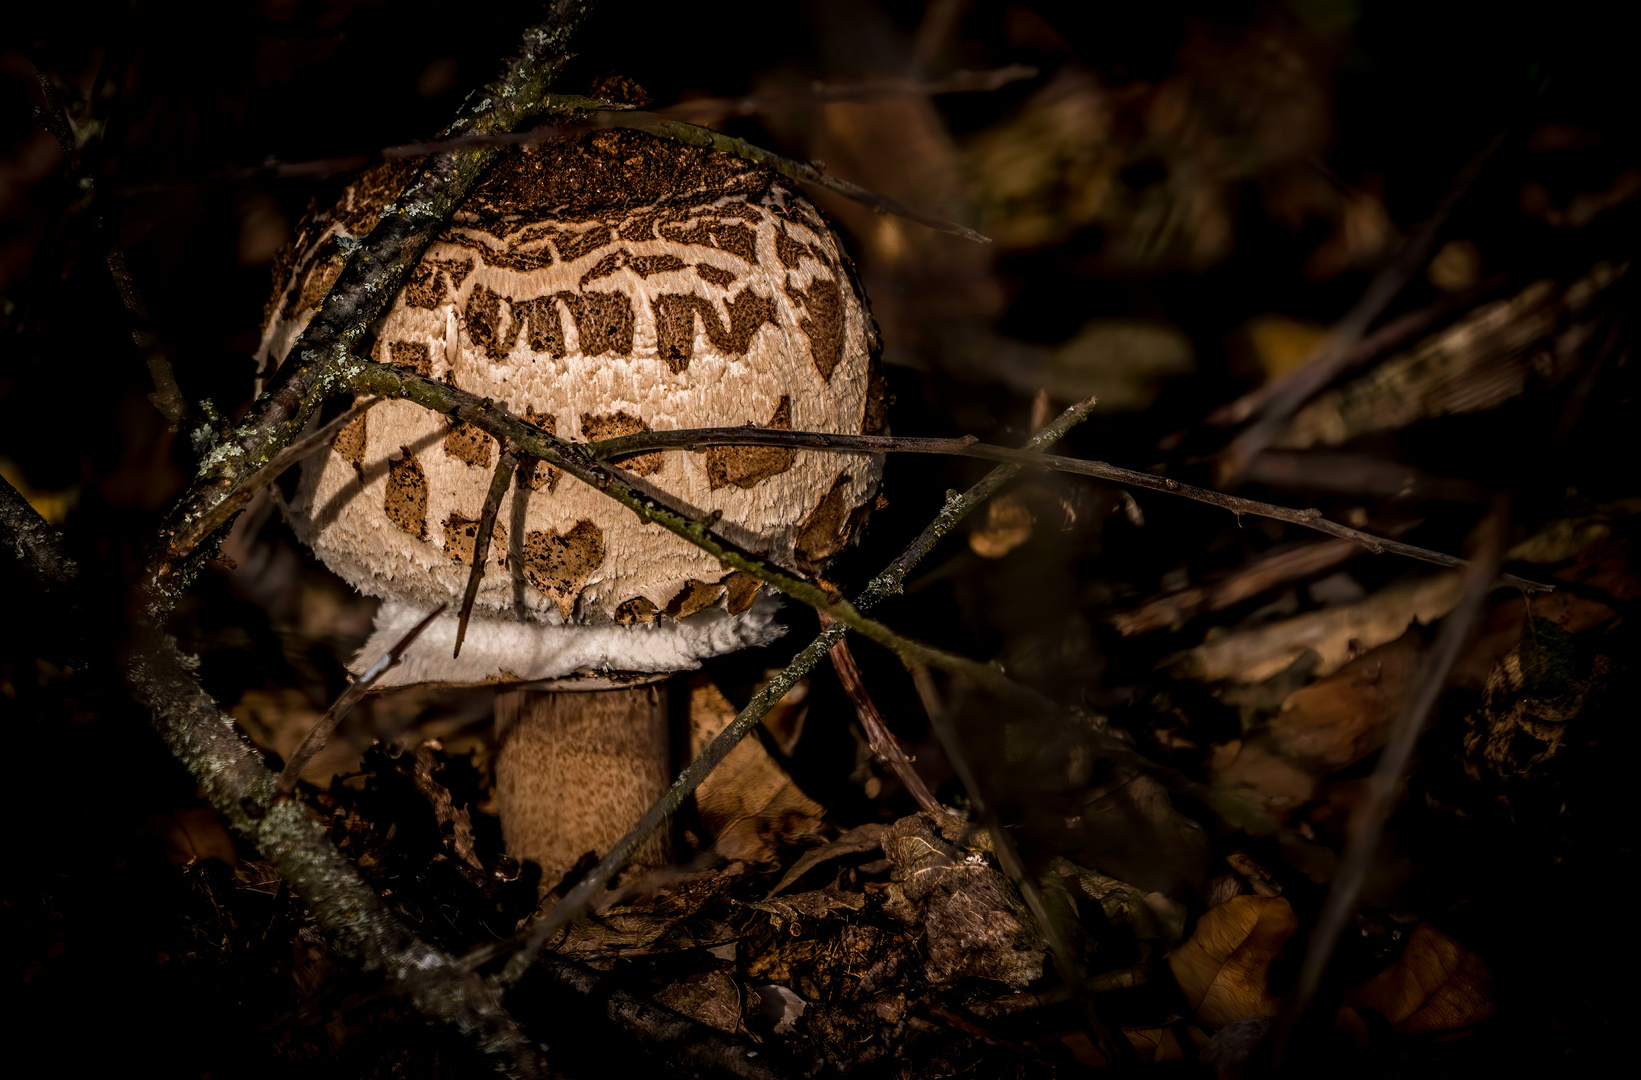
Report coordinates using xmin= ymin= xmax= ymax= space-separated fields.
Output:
xmin=5 ymin=1 xmax=1637 ymax=1075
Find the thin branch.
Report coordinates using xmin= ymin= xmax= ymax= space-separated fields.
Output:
xmin=128 ymin=632 xmax=539 ymax=1074
xmin=144 ymin=1 xmax=601 ymax=611
xmin=276 ymin=605 xmax=446 ymax=795
xmin=654 ymin=65 xmax=1040 ymax=123
xmin=580 ymin=425 xmax=1551 ymax=592
xmin=354 ymin=363 xmax=1047 ymax=707
xmin=1216 ymin=133 xmax=1505 ymax=481
xmin=907 ymin=663 xmax=1137 ymax=1067
xmin=1268 ymin=504 xmax=1506 ymax=1069
xmin=170 ymin=397 xmax=380 ymax=560
xmin=455 ymin=446 xmax=519 ymax=658
xmin=478 ymin=395 xmax=1101 ymax=986
xmin=820 ymin=615 xmax=943 ymax=815
xmin=591 ymin=111 xmax=991 ymax=243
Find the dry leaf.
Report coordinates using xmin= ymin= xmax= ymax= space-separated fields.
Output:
xmin=1173 ymin=571 xmax=1463 ymax=684
xmin=1267 ymin=629 xmax=1424 ymax=773
xmin=655 ymin=970 xmax=743 ymax=1035
xmin=1346 ymin=923 xmax=1492 ymax=1035
xmin=1168 ymin=895 xmax=1298 ymax=1026
xmin=969 ymin=492 xmax=1034 ymax=558
xmin=690 ymin=679 xmax=825 ymax=862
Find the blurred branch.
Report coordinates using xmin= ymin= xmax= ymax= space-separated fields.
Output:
xmin=481 ymin=394 xmax=1100 ymax=986
xmin=144 ymin=1 xmax=602 ymax=610
xmin=353 ymin=363 xmax=1046 ymax=705
xmin=908 ymin=663 xmax=1137 ymax=1067
xmin=654 ymin=65 xmax=1039 ymax=123
xmin=1269 ymin=503 xmax=1506 ymax=1070
xmin=1109 ymin=538 xmax=1363 ymax=636
xmin=581 ymin=425 xmax=1551 ymax=591
xmin=1203 ymin=279 xmax=1506 ymax=430
xmin=105 ymin=248 xmax=187 ymax=432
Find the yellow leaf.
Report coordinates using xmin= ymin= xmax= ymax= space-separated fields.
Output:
xmin=1168 ymin=896 xmax=1298 ymax=1026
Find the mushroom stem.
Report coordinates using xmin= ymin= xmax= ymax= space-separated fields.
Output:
xmin=494 ymin=685 xmax=671 ymax=891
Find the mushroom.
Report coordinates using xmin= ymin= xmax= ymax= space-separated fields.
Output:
xmin=258 ymin=129 xmax=883 ymax=886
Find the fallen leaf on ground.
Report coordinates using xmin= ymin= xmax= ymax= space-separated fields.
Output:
xmin=1169 ymin=895 xmax=1298 ymax=1026
xmin=969 ymin=492 xmax=1034 ymax=558
xmin=1172 ymin=572 xmax=1463 ymax=684
xmin=1345 ymin=923 xmax=1493 ymax=1035
xmin=690 ymin=679 xmax=825 ymax=863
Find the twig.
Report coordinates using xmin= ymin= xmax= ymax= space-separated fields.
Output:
xmin=455 ymin=446 xmax=519 ymax=658
xmin=105 ymin=248 xmax=187 ymax=432
xmin=144 ymin=1 xmax=601 ymax=611
xmin=591 ymin=111 xmax=990 ymax=243
xmin=1267 ymin=504 xmax=1506 ymax=1069
xmin=354 ymin=363 xmax=1048 ymax=706
xmin=819 ymin=615 xmax=943 ymax=815
xmin=277 ymin=605 xmax=446 ymax=795
xmin=1216 ymin=133 xmax=1505 ymax=482
xmin=654 ymin=66 xmax=1040 ymax=123
xmin=907 ymin=663 xmax=1137 ymax=1067
xmin=170 ymin=397 xmax=380 ymax=560
xmin=1108 ymin=538 xmax=1362 ymax=636
xmin=580 ymin=425 xmax=1551 ymax=592
xmin=478 ymin=395 xmax=1100 ymax=986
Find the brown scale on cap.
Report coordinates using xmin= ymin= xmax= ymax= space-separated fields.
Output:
xmin=384 ymin=449 xmax=428 ymax=539
xmin=665 ymin=578 xmax=727 ymax=620
xmin=521 ymin=520 xmax=606 ymax=620
xmin=442 ymin=420 xmax=496 ymax=468
xmin=386 ymin=340 xmax=433 ymax=376
xmin=706 ymin=395 xmax=797 ymax=490
xmin=579 ymin=411 xmax=661 ymax=476
xmin=443 ymin=512 xmax=507 ymax=566
xmin=332 ymin=411 xmax=367 ymax=475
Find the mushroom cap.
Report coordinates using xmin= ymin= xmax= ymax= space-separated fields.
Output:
xmin=259 ymin=130 xmax=884 ymax=687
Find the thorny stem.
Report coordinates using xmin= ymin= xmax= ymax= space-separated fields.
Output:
xmin=481 ymin=395 xmax=1099 ymax=987
xmin=455 ymin=446 xmax=520 ymax=658
xmin=354 ymin=363 xmax=1050 ymax=706
xmin=592 ymin=111 xmax=991 ymax=243
xmin=654 ymin=65 xmax=1040 ymax=123
xmin=821 ymin=617 xmax=944 ymax=816
xmin=582 ymin=425 xmax=1551 ymax=593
